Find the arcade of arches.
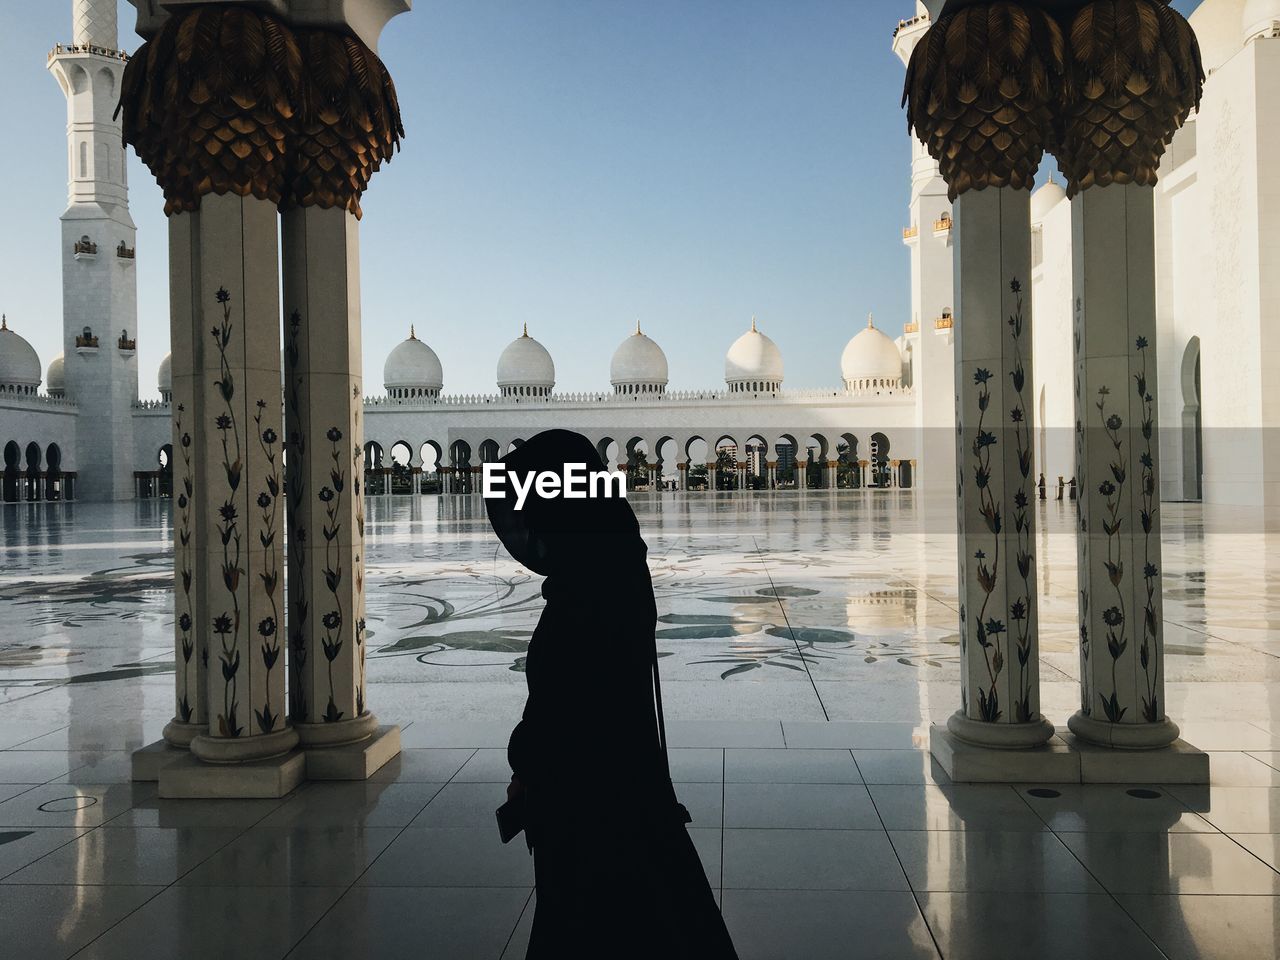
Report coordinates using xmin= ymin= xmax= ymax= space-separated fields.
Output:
xmin=361 ymin=431 xmax=915 ymax=495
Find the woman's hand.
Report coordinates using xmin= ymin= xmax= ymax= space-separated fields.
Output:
xmin=506 ymin=775 xmax=525 ymax=802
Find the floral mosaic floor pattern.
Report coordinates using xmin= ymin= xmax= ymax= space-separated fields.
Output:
xmin=3 ymin=490 xmax=1280 ymax=733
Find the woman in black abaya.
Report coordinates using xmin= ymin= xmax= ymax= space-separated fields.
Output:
xmin=485 ymin=429 xmax=738 ymax=960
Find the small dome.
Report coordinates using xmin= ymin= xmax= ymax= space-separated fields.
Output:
xmin=158 ymin=352 xmax=172 ymax=396
xmin=383 ymin=326 xmax=444 ymax=397
xmin=724 ymin=318 xmax=784 ymax=392
xmin=1243 ymin=0 xmax=1280 ymax=41
xmin=1031 ymin=176 xmax=1067 ymax=222
xmin=610 ymin=322 xmax=669 ymax=392
xmin=841 ymin=314 xmax=904 ymax=390
xmin=0 ymin=316 xmax=42 ymax=392
xmin=497 ymin=325 xmax=555 ymax=397
xmin=47 ymin=355 xmax=66 ymax=396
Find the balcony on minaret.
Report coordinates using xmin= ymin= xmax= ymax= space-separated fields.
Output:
xmin=116 ymin=241 xmax=136 ymax=263
xmin=73 ymin=236 xmax=97 ymax=260
xmin=933 ymin=214 xmax=953 ymax=237
xmin=47 ymin=42 xmax=129 ymax=65
xmin=117 ymin=329 xmax=136 ymax=354
xmin=902 ymin=225 xmax=919 ymax=245
xmin=935 ymin=310 xmax=954 ymax=332
xmin=75 ymin=326 xmax=99 ymax=355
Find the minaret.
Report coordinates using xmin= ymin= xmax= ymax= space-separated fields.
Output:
xmin=893 ymin=2 xmax=955 ymax=494
xmin=47 ymin=0 xmax=138 ymax=501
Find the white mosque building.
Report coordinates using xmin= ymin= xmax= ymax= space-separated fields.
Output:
xmin=3 ymin=0 xmax=1278 ymax=506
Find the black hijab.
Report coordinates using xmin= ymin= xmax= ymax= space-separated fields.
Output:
xmin=484 ymin=429 xmax=648 ymax=581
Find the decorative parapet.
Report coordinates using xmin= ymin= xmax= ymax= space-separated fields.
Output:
xmin=902 ymin=225 xmax=919 ymax=241
xmin=73 ymin=238 xmax=98 ymax=258
xmin=0 ymin=392 xmax=79 ymax=410
xmin=363 ymin=385 xmax=915 ymax=409
xmin=75 ymin=332 xmax=100 ymax=349
xmin=935 ymin=313 xmax=954 ymax=331
xmin=933 ymin=214 xmax=952 ymax=234
xmin=118 ymin=332 xmax=137 ymax=351
xmin=893 ymin=13 xmax=929 ymax=38
xmin=116 ymin=242 xmax=136 ymax=260
xmin=904 ymin=321 xmax=920 ymax=334
xmin=133 ymin=399 xmax=172 ymax=410
xmin=48 ymin=42 xmax=129 ymax=64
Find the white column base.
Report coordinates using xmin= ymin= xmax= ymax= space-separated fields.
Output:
xmin=931 ymin=725 xmax=1210 ymax=784
xmin=190 ymin=725 xmax=299 ymax=764
xmin=947 ymin=709 xmax=1054 ymax=749
xmin=1067 ymin=710 xmax=1180 ymax=750
xmin=159 ymin=749 xmax=306 ymax=799
xmin=305 ymin=724 xmax=401 ymax=781
xmin=1062 ymin=731 xmax=1209 ymax=783
xmin=162 ymin=719 xmax=203 ymax=749
xmin=294 ymin=712 xmax=381 ymax=749
xmin=931 ymin=725 xmax=1077 ymax=783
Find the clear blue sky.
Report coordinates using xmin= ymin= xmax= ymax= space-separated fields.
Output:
xmin=0 ymin=0 xmax=1203 ymax=397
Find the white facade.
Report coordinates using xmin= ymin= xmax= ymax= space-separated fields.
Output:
xmin=893 ymin=3 xmax=959 ymax=495
xmin=1029 ymin=0 xmax=1280 ymax=507
xmin=8 ymin=0 xmax=1278 ymax=506
xmin=362 ymin=315 xmax=920 ymax=490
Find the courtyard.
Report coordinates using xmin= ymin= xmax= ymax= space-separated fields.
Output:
xmin=2 ymin=492 xmax=1280 ymax=958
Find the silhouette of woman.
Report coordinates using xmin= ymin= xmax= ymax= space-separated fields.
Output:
xmin=486 ymin=430 xmax=739 ymax=960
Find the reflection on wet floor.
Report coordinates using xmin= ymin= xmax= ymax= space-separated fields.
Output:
xmin=4 ymin=494 xmax=1280 ymax=957
xmin=4 ymin=492 xmax=1280 ymax=726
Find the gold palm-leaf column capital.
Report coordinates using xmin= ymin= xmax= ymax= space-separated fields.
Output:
xmin=118 ymin=5 xmax=302 ymax=216
xmin=904 ymin=1 xmax=1066 ymax=201
xmin=283 ymin=28 xmax=404 ymax=219
xmin=1056 ymin=0 xmax=1204 ymax=196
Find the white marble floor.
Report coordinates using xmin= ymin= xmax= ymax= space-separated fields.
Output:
xmin=3 ymin=491 xmax=1280 ymax=958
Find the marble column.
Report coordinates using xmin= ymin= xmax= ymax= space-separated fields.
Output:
xmin=282 ymin=206 xmax=390 ymax=761
xmin=948 ymin=187 xmax=1053 ymax=750
xmin=706 ymin=461 xmax=717 ymax=491
xmin=677 ymin=462 xmax=686 ymax=490
xmin=1066 ymin=185 xmax=1177 ymax=748
xmin=188 ymin=195 xmax=297 ymax=765
xmin=1050 ymin=0 xmax=1203 ymax=773
xmin=121 ymin=0 xmax=411 ymax=793
xmin=160 ymin=212 xmax=208 ymax=752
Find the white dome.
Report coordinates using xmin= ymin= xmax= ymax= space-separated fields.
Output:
xmin=1243 ymin=0 xmax=1280 ymax=41
xmin=497 ymin=326 xmax=555 ymax=396
xmin=724 ymin=319 xmax=784 ymax=390
xmin=1031 ymin=177 xmax=1067 ymax=222
xmin=157 ymin=352 xmax=171 ymax=396
xmin=841 ymin=315 xmax=904 ymax=389
xmin=0 ymin=317 xmax=42 ymax=392
xmin=610 ymin=323 xmax=669 ymax=390
xmin=47 ymin=355 xmax=66 ymax=396
xmin=383 ymin=327 xmax=444 ymax=395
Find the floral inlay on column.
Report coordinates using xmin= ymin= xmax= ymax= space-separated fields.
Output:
xmin=211 ymin=286 xmax=244 ymax=739
xmin=320 ymin=424 xmax=347 ymax=723
xmin=968 ymin=364 xmax=1004 ymax=722
xmin=253 ymin=398 xmax=282 ymax=734
xmin=285 ymin=308 xmax=309 ymax=723
xmin=1007 ymin=280 xmax=1035 ymax=724
xmin=1134 ymin=337 xmax=1161 ymax=722
xmin=175 ymin=402 xmax=198 ymax=724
